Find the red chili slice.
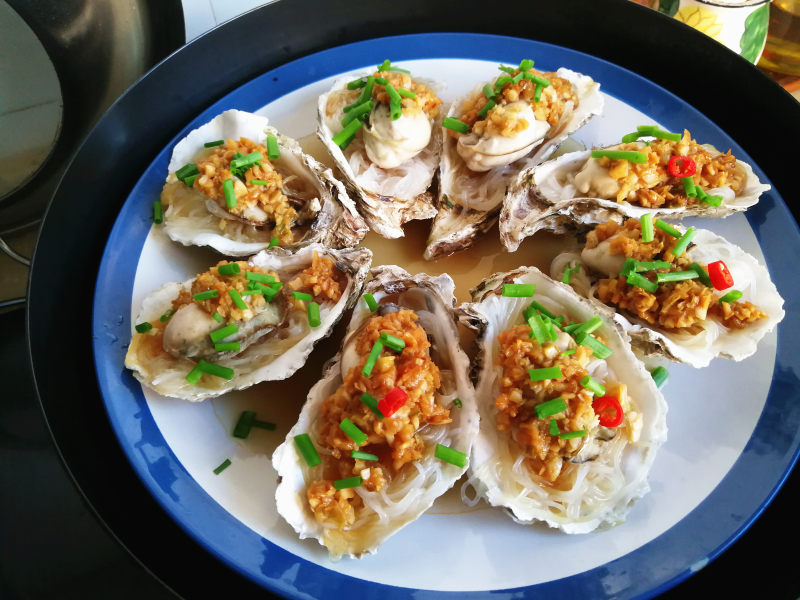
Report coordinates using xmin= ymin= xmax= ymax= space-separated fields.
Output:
xmin=377 ymin=387 xmax=408 ymax=418
xmin=707 ymin=260 xmax=734 ymax=290
xmin=592 ymin=395 xmax=624 ymax=428
xmin=667 ymin=155 xmax=697 ymax=178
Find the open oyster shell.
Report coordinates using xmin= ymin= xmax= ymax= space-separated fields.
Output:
xmin=424 ymin=68 xmax=603 ymax=260
xmin=501 ymin=143 xmax=770 ymax=252
xmin=551 ymin=225 xmax=785 ymax=367
xmin=272 ymin=266 xmax=479 ymax=558
xmin=161 ymin=109 xmax=367 ymax=256
xmin=317 ymin=71 xmax=443 ymax=238
xmin=124 ymin=243 xmax=372 ymax=401
xmin=460 ymin=266 xmax=667 ymax=532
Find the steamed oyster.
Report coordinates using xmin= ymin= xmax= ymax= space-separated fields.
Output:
xmin=551 ymin=218 xmax=784 ymax=367
xmin=501 ymin=128 xmax=770 ymax=251
xmin=460 ymin=267 xmax=667 ymax=532
xmin=161 ymin=109 xmax=367 ymax=256
xmin=317 ymin=61 xmax=444 ymax=238
xmin=273 ymin=266 xmax=478 ymax=558
xmin=125 ymin=243 xmax=372 ymax=401
xmin=424 ymin=61 xmax=603 ymax=259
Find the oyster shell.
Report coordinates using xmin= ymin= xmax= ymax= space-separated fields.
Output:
xmin=460 ymin=266 xmax=667 ymax=532
xmin=424 ymin=67 xmax=603 ymax=260
xmin=551 ymin=221 xmax=785 ymax=367
xmin=161 ymin=109 xmax=367 ymax=256
xmin=317 ymin=68 xmax=444 ymax=238
xmin=272 ymin=266 xmax=479 ymax=558
xmin=124 ymin=243 xmax=372 ymax=401
xmin=501 ymin=137 xmax=770 ymax=252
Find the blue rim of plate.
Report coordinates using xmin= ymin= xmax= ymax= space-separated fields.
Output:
xmin=92 ymin=33 xmax=800 ymax=599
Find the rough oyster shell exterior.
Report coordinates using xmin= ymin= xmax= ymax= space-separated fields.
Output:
xmin=460 ymin=266 xmax=668 ymax=532
xmin=124 ymin=243 xmax=372 ymax=401
xmin=317 ymin=74 xmax=443 ymax=239
xmin=425 ymin=68 xmax=603 ymax=260
xmin=501 ymin=146 xmax=770 ymax=252
xmin=272 ymin=266 xmax=479 ymax=558
xmin=161 ymin=109 xmax=367 ymax=256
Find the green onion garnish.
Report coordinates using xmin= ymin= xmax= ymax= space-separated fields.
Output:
xmin=153 ymin=200 xmax=163 ymax=224
xmin=498 ymin=65 xmax=516 ymax=75
xmin=580 ymin=375 xmax=606 ymax=396
xmin=719 ymin=290 xmax=743 ymax=304
xmin=209 ymin=323 xmax=238 ymax=343
xmin=626 ymin=271 xmax=659 ymax=293
xmin=351 ymin=450 xmax=379 ymax=461
xmin=379 ymin=332 xmax=405 ymax=352
xmin=671 ymin=227 xmax=696 ymax=257
xmin=443 ymin=117 xmax=470 ymax=133
xmin=641 ymin=213 xmax=654 ymax=243
xmin=228 ymin=289 xmax=247 ymax=310
xmin=268 ymin=237 xmax=279 ymax=249
xmin=695 ymin=187 xmax=723 ymax=207
xmin=591 ymin=150 xmax=648 ymax=164
xmin=356 ymin=75 xmax=375 ymax=105
xmin=218 ymin=262 xmax=241 ymax=276
xmin=211 ymin=311 xmax=224 ymax=323
xmin=636 ymin=125 xmax=659 ymax=135
xmin=650 ymin=366 xmax=669 ymax=388
xmin=339 ymin=418 xmax=368 ymax=445
xmin=397 ymin=88 xmax=416 ymax=98
xmin=294 ymin=434 xmax=321 ymax=467
xmin=135 ymin=322 xmax=153 ymax=333
xmin=334 ymin=476 xmax=363 ymax=490
xmin=204 ymin=140 xmax=224 ymax=148
xmin=575 ymin=332 xmax=613 ymax=359
xmin=529 ymin=366 xmax=563 ymax=381
xmin=502 ymin=283 xmax=536 ymax=297
xmin=573 ymin=316 xmax=603 ymax=337
xmin=159 ymin=309 xmax=175 ymax=322
xmin=621 ymin=131 xmax=641 ymax=144
xmin=249 ymin=179 xmax=269 ymax=186
xmin=361 ymin=340 xmax=383 ymax=377
xmin=360 ymin=392 xmax=384 ymax=419
xmin=385 ymin=83 xmax=403 ymax=120
xmin=347 ymin=77 xmax=367 ymax=89
xmin=655 ymin=219 xmax=682 ymax=238
xmin=561 ymin=349 xmax=576 ymax=356
xmin=363 ymin=293 xmax=378 ymax=312
xmin=534 ymin=397 xmax=567 ymax=419
xmin=332 ymin=118 xmax=364 ymax=149
xmin=533 ymin=84 xmax=544 ymax=102
xmin=527 ymin=312 xmax=548 ymax=344
xmin=213 ymin=458 xmax=231 ymax=474
xmin=233 ymin=410 xmax=258 ymax=438
xmin=185 ymin=360 xmax=234 ymax=383
xmin=511 ymin=72 xmax=524 ymax=84
xmin=307 ymin=302 xmax=321 ymax=327
xmin=239 ymin=289 xmax=262 ymax=297
xmin=635 ymin=260 xmax=672 ymax=272
xmin=477 ymin=99 xmax=496 ymax=119
xmin=682 ymin=176 xmax=696 ymax=197
xmin=266 ymin=135 xmax=280 ymax=160
xmin=549 ymin=419 xmax=560 ymax=436
xmin=525 ymin=300 xmax=556 ymax=321
xmin=434 ymin=444 xmax=467 ymax=468
xmin=655 ymin=270 xmax=699 ymax=283
xmin=519 ymin=58 xmax=535 ymax=72
xmin=176 ymin=163 xmax=199 ymax=184
xmin=193 ymin=290 xmax=219 ymax=301
xmin=495 ymin=75 xmax=512 ymax=89
xmin=453 ymin=398 xmax=463 ymax=408
xmin=688 ymin=263 xmax=712 ymax=287
xmin=652 ymin=129 xmax=681 ymax=142
xmin=292 ymin=291 xmax=313 ymax=302
xmin=230 ymin=151 xmax=262 ymax=172
xmin=483 ymin=84 xmax=498 ymax=100
xmin=377 ymin=59 xmax=409 ymax=73
xmin=341 ymin=99 xmax=374 ymax=128
xmin=620 ymin=258 xmax=638 ymax=278
xmin=562 ymin=263 xmax=579 ymax=285
xmin=214 ymin=341 xmax=240 ymax=352
xmin=523 ymin=72 xmax=550 ymax=87
xmin=559 ymin=429 xmax=587 ymax=440
xmin=245 ymin=272 xmax=275 ymax=283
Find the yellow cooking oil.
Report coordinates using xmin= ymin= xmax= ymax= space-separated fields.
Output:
xmin=758 ymin=0 xmax=800 ymax=76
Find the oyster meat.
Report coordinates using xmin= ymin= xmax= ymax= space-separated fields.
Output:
xmin=125 ymin=243 xmax=372 ymax=401
xmin=161 ymin=109 xmax=367 ymax=256
xmin=425 ymin=62 xmax=603 ymax=260
xmin=272 ymin=266 xmax=478 ymax=558
xmin=460 ymin=266 xmax=667 ymax=532
xmin=501 ymin=129 xmax=770 ymax=252
xmin=551 ymin=218 xmax=785 ymax=367
xmin=317 ymin=62 xmax=444 ymax=238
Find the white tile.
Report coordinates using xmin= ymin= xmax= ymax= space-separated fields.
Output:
xmin=208 ymin=0 xmax=277 ymax=25
xmin=181 ymin=0 xmax=218 ymax=41
xmin=0 ymin=2 xmax=61 ymax=115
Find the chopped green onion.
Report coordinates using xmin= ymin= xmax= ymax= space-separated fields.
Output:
xmin=211 ymin=311 xmax=224 ymax=323
xmin=494 ymin=75 xmax=512 ymax=88
xmin=635 ymin=260 xmax=672 ymax=272
xmin=511 ymin=72 xmax=524 ymax=84
xmin=641 ymin=213 xmax=654 ymax=243
xmin=360 ymin=392 xmax=384 ymax=419
xmin=574 ymin=332 xmax=613 ymax=359
xmin=307 ymin=302 xmax=321 ymax=327
xmin=356 ymin=75 xmax=375 ymax=105
xmin=233 ymin=410 xmax=258 ymax=438
xmin=534 ymin=397 xmax=567 ymax=419
xmin=361 ymin=340 xmax=383 ymax=377
xmin=331 ymin=118 xmax=364 ymax=148
xmin=695 ymin=187 xmax=723 ymax=207
xmin=591 ymin=150 xmax=648 ymax=164
xmin=434 ymin=443 xmax=467 ymax=468
xmin=549 ymin=419 xmax=560 ymax=436
xmin=562 ymin=263 xmax=579 ymax=285
xmin=655 ymin=219 xmax=682 ymax=238
xmin=572 ymin=316 xmax=603 ymax=337
xmin=621 ymin=131 xmax=641 ymax=143
xmin=636 ymin=125 xmax=659 ymax=135
xmin=719 ymin=289 xmax=743 ymax=304
xmin=153 ymin=200 xmax=163 ymax=224
xmin=266 ymin=135 xmax=280 ymax=160
xmin=339 ymin=418 xmax=368 ymax=446
xmin=529 ymin=366 xmax=563 ymax=381
xmin=525 ymin=300 xmax=556 ymax=321
xmin=268 ymin=236 xmax=279 ymax=249
xmin=193 ymin=289 xmax=219 ymax=301
xmin=671 ymin=227 xmax=696 ymax=257
xmin=527 ymin=312 xmax=548 ymax=344
xmin=561 ymin=349 xmax=576 ymax=356
xmin=204 ymin=140 xmax=224 ymax=148
xmin=580 ymin=375 xmax=606 ymax=396
xmin=159 ymin=309 xmax=175 ymax=322
xmin=385 ymin=83 xmax=403 ymax=120
xmin=655 ymin=270 xmax=699 ymax=283
xmin=254 ymin=282 xmax=279 ymax=301
xmin=135 ymin=322 xmax=152 ymax=333
xmin=245 ymin=272 xmax=275 ymax=283
xmin=334 ymin=476 xmax=362 ymax=490
xmin=351 ymin=450 xmax=379 ymax=461
xmin=626 ymin=271 xmax=659 ymax=293
xmin=477 ymin=99 xmax=496 ymax=119
xmin=175 ymin=163 xmax=199 ymax=184
xmin=209 ymin=323 xmax=238 ymax=343
xmin=620 ymin=258 xmax=638 ymax=278
xmin=650 ymin=365 xmax=669 ymax=388
xmin=498 ymin=65 xmax=516 ymax=75
xmin=652 ymin=129 xmax=681 ymax=142
xmin=213 ymin=458 xmax=232 ymax=474
xmin=186 ymin=360 xmax=234 ymax=383
xmin=483 ymin=83 xmax=497 ymax=99
xmin=443 ymin=117 xmax=470 ymax=134
xmin=294 ymin=434 xmax=321 ymax=467
xmin=379 ymin=332 xmax=405 ymax=352
xmin=347 ymin=77 xmax=367 ymax=89
xmin=218 ymin=262 xmax=241 ymax=276
xmin=249 ymin=179 xmax=270 ymax=186
xmin=341 ymin=99 xmax=374 ymax=128
xmin=682 ymin=176 xmax=696 ymax=197
xmin=533 ymin=84 xmax=544 ymax=103
xmin=230 ymin=151 xmax=262 ymax=172
xmin=214 ymin=341 xmax=240 ymax=352
xmin=559 ymin=429 xmax=587 ymax=440
xmin=397 ymin=88 xmax=416 ymax=98
xmin=502 ymin=283 xmax=536 ymax=297
xmin=377 ymin=59 xmax=409 ymax=73
xmin=239 ymin=289 xmax=262 ymax=297
xmin=688 ymin=263 xmax=712 ymax=286
xmin=228 ymin=289 xmax=248 ymax=310
xmin=292 ymin=291 xmax=313 ymax=302
xmin=523 ymin=72 xmax=550 ymax=87
xmin=519 ymin=58 xmax=535 ymax=72
xmin=363 ymin=293 xmax=378 ymax=312
xmin=453 ymin=398 xmax=463 ymax=408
